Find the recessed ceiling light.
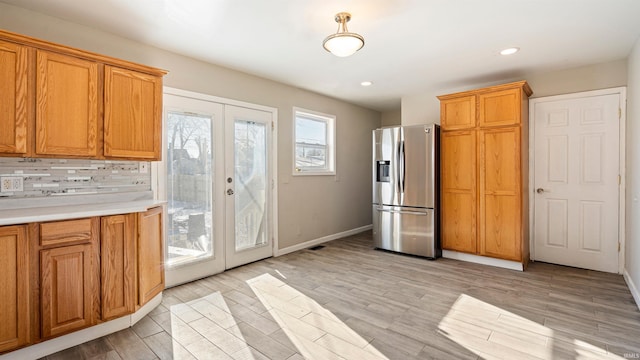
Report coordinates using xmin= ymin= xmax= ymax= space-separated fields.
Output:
xmin=361 ymin=81 xmax=373 ymax=86
xmin=500 ymin=47 xmax=520 ymax=55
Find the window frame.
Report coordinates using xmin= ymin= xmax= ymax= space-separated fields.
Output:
xmin=292 ymin=107 xmax=336 ymax=176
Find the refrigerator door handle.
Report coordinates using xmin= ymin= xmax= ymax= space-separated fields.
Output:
xmin=400 ymin=140 xmax=406 ymax=193
xmin=396 ymin=140 xmax=402 ymax=194
xmin=375 ymin=206 xmax=428 ymax=216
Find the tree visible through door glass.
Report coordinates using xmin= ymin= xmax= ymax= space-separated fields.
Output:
xmin=166 ymin=112 xmax=213 ymax=266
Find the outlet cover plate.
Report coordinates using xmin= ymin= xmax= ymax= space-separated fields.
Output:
xmin=1 ymin=176 xmax=24 ymax=192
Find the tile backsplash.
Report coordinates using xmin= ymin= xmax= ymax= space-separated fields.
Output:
xmin=0 ymin=158 xmax=151 ymax=199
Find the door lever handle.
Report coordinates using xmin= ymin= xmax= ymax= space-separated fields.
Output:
xmin=536 ymin=188 xmax=546 ymax=194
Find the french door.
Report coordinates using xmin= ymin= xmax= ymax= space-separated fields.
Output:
xmin=162 ymin=89 xmax=275 ymax=287
xmin=224 ymin=106 xmax=274 ymax=269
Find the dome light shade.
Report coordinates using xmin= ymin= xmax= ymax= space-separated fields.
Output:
xmin=323 ymin=12 xmax=364 ymax=57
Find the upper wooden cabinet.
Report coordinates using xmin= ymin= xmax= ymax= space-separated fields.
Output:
xmin=438 ymin=81 xmax=532 ymax=131
xmin=0 ymin=40 xmax=29 ymax=155
xmin=439 ymin=95 xmax=476 ymax=130
xmin=478 ymin=88 xmax=522 ymax=127
xmin=0 ymin=225 xmax=30 ymax=353
xmin=0 ymin=29 xmax=166 ymax=160
xmin=36 ymin=51 xmax=99 ymax=157
xmin=104 ymin=66 xmax=162 ymax=160
xmin=438 ymin=81 xmax=531 ymax=266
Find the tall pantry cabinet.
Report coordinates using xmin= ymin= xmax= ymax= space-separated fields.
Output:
xmin=438 ymin=81 xmax=532 ymax=266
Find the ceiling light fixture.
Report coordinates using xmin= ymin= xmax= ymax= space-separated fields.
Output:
xmin=500 ymin=47 xmax=520 ymax=55
xmin=360 ymin=81 xmax=373 ymax=86
xmin=323 ymin=12 xmax=364 ymax=57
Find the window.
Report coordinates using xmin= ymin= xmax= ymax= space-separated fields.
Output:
xmin=293 ymin=107 xmax=335 ymax=175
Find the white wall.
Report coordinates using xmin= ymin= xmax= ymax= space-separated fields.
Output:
xmin=626 ymin=36 xmax=640 ymax=307
xmin=401 ymin=60 xmax=628 ymax=125
xmin=0 ymin=3 xmax=381 ymax=250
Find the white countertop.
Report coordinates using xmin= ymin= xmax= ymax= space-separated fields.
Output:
xmin=0 ymin=199 xmax=165 ymax=226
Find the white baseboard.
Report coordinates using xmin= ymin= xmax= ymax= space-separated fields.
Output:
xmin=1 ymin=292 xmax=163 ymax=360
xmin=623 ymin=269 xmax=640 ymax=311
xmin=275 ymin=224 xmax=372 ymax=256
xmin=443 ymin=250 xmax=524 ymax=271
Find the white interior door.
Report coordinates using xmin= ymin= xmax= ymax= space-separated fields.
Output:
xmin=162 ymin=93 xmax=225 ymax=287
xmin=532 ymin=92 xmax=621 ymax=273
xmin=224 ymin=105 xmax=274 ymax=269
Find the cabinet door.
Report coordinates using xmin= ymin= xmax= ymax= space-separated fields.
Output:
xmin=40 ymin=243 xmax=95 ymax=338
xmin=478 ymin=88 xmax=521 ymax=127
xmin=441 ymin=131 xmax=477 ymax=253
xmin=0 ymin=225 xmax=30 ymax=353
xmin=137 ymin=207 xmax=164 ymax=306
xmin=440 ymin=95 xmax=476 ymax=130
xmin=104 ymin=66 xmax=162 ymax=160
xmin=36 ymin=50 xmax=98 ymax=157
xmin=0 ymin=41 xmax=28 ymax=155
xmin=101 ymin=214 xmax=135 ymax=321
xmin=479 ymin=127 xmax=522 ymax=261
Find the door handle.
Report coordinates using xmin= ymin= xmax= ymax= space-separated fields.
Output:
xmin=536 ymin=188 xmax=545 ymax=194
xmin=227 ymin=189 xmax=234 ymax=195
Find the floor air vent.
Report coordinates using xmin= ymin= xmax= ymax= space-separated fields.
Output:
xmin=309 ymin=245 xmax=325 ymax=251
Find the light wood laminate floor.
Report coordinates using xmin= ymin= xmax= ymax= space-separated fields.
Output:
xmin=42 ymin=231 xmax=640 ymax=359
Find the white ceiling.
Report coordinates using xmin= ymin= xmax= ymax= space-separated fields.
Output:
xmin=3 ymin=0 xmax=640 ymax=112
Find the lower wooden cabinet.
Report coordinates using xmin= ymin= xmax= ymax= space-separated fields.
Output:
xmin=137 ymin=207 xmax=164 ymax=307
xmin=1 ymin=206 xmax=165 ymax=354
xmin=0 ymin=225 xmax=30 ymax=353
xmin=40 ymin=243 xmax=96 ymax=338
xmin=101 ymin=214 xmax=136 ymax=321
xmin=39 ymin=218 xmax=99 ymax=339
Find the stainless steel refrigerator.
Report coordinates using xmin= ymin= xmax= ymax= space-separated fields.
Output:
xmin=372 ymin=124 xmax=440 ymax=258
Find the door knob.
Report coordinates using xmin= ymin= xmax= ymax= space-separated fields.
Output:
xmin=227 ymin=189 xmax=234 ymax=195
xmin=536 ymin=188 xmax=545 ymax=194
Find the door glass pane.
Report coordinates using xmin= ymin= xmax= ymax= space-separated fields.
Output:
xmin=166 ymin=112 xmax=213 ymax=266
xmin=234 ymin=120 xmax=267 ymax=251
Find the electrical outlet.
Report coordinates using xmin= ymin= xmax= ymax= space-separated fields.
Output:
xmin=139 ymin=162 xmax=149 ymax=174
xmin=1 ymin=176 xmax=23 ymax=192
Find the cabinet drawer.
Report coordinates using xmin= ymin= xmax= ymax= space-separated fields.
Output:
xmin=40 ymin=218 xmax=94 ymax=247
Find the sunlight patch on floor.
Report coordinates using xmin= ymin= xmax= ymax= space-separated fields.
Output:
xmin=437 ymin=294 xmax=624 ymax=360
xmin=247 ymin=273 xmax=389 ymax=360
xmin=168 ymin=290 xmax=255 ymax=359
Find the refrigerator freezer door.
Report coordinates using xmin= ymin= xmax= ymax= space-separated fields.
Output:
xmin=373 ymin=127 xmax=401 ymax=205
xmin=372 ymin=205 xmax=439 ymax=258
